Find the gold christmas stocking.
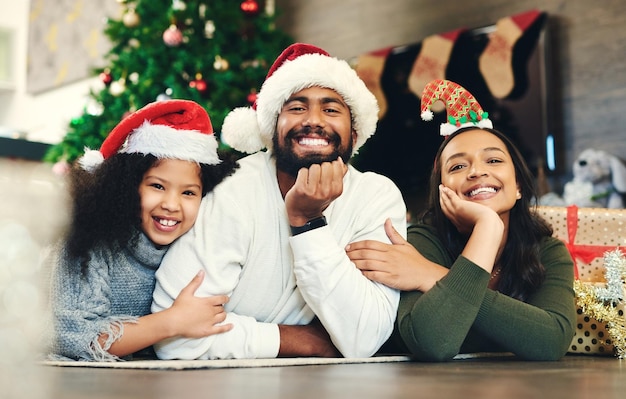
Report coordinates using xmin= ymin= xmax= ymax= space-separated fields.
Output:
xmin=408 ymin=28 xmax=465 ymax=108
xmin=356 ymin=47 xmax=391 ymax=119
xmin=479 ymin=9 xmax=541 ymax=99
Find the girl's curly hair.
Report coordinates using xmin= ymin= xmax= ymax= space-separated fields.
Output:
xmin=65 ymin=151 xmax=238 ymax=274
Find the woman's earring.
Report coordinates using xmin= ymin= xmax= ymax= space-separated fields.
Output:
xmin=516 ymin=190 xmax=522 ymax=199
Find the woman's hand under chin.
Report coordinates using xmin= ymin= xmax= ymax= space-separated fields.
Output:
xmin=439 ymin=185 xmax=504 ymax=273
xmin=438 ymin=184 xmax=500 ymax=235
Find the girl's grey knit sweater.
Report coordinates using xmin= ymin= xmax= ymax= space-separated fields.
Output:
xmin=47 ymin=231 xmax=167 ymax=361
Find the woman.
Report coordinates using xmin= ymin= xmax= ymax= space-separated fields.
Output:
xmin=347 ymin=126 xmax=576 ymax=361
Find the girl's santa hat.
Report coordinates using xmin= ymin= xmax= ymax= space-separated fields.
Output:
xmin=420 ymin=79 xmax=492 ymax=136
xmin=79 ymin=99 xmax=220 ymax=172
xmin=221 ymin=43 xmax=379 ymax=156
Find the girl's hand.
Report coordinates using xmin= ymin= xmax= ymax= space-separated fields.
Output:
xmin=166 ymin=270 xmax=233 ymax=338
xmin=346 ymin=219 xmax=447 ymax=292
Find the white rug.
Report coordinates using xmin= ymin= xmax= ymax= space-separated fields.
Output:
xmin=41 ymin=355 xmax=413 ymax=370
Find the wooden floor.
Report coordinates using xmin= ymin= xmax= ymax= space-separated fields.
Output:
xmin=34 ymin=355 xmax=625 ymax=399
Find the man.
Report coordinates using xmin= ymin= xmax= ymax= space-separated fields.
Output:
xmin=152 ymin=43 xmax=407 ymax=359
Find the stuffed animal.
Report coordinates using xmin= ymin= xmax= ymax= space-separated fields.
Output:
xmin=555 ymin=148 xmax=626 ymax=208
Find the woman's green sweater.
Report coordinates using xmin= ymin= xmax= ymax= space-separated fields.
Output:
xmin=385 ymin=223 xmax=576 ymax=361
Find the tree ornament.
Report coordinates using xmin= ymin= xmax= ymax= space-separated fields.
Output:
xmin=84 ymin=97 xmax=104 ymax=116
xmin=213 ymin=55 xmax=229 ymax=71
xmin=157 ymin=92 xmax=171 ymax=102
xmin=240 ymin=0 xmax=260 ymax=16
xmin=109 ymin=79 xmax=126 ymax=96
xmin=265 ymin=0 xmax=275 ymax=16
xmin=52 ymin=160 xmax=71 ymax=177
xmin=204 ymin=20 xmax=216 ymax=38
xmin=241 ymin=58 xmax=264 ymax=69
xmin=247 ymin=89 xmax=257 ymax=105
xmin=128 ymin=38 xmax=140 ymax=48
xmin=128 ymin=72 xmax=139 ymax=84
xmin=189 ymin=73 xmax=207 ymax=93
xmin=122 ymin=8 xmax=140 ymax=28
xmin=171 ymin=0 xmax=187 ymax=11
xmin=163 ymin=24 xmax=183 ymax=47
xmin=69 ymin=116 xmax=85 ymax=128
xmin=156 ymin=88 xmax=173 ymax=102
xmin=99 ymin=69 xmax=112 ymax=86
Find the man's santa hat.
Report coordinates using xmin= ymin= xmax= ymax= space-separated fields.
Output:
xmin=420 ymin=79 xmax=492 ymax=136
xmin=80 ymin=99 xmax=220 ymax=172
xmin=221 ymin=43 xmax=379 ymax=156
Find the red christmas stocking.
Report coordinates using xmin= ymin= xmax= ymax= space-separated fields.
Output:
xmin=408 ymin=28 xmax=465 ymax=106
xmin=356 ymin=47 xmax=392 ymax=119
xmin=479 ymin=9 xmax=541 ymax=99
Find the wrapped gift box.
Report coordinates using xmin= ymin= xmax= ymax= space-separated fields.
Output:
xmin=536 ymin=205 xmax=626 ymax=282
xmin=536 ymin=205 xmax=626 ymax=356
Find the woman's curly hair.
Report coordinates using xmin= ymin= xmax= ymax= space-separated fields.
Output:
xmin=65 ymin=151 xmax=238 ymax=274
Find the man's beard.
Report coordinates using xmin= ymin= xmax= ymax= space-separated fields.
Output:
xmin=272 ymin=126 xmax=353 ymax=177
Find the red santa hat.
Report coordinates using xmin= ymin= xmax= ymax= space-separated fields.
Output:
xmin=221 ymin=43 xmax=379 ymax=155
xmin=420 ymin=79 xmax=492 ymax=136
xmin=79 ymin=99 xmax=220 ymax=172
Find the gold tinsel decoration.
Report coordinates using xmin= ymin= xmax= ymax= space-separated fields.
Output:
xmin=573 ymin=249 xmax=626 ymax=359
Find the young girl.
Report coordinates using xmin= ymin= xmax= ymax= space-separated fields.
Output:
xmin=47 ymin=100 xmax=238 ymax=361
xmin=346 ymin=80 xmax=576 ymax=361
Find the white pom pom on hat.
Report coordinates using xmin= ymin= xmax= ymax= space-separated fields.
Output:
xmin=78 ymin=99 xmax=220 ymax=172
xmin=221 ymin=43 xmax=379 ymax=156
xmin=221 ymin=107 xmax=265 ymax=154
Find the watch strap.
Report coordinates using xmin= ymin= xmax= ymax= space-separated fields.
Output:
xmin=290 ymin=216 xmax=327 ymax=236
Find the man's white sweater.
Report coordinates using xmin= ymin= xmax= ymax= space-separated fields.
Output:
xmin=152 ymin=151 xmax=407 ymax=359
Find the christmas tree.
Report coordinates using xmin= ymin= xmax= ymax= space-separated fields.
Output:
xmin=44 ymin=0 xmax=293 ymax=164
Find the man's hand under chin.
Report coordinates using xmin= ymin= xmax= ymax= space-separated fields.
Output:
xmin=285 ymin=157 xmax=348 ymax=226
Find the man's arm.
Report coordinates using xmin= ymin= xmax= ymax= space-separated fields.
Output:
xmin=286 ymin=167 xmax=407 ymax=358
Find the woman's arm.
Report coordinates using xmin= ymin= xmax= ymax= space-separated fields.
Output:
xmin=438 ymin=185 xmax=503 ymax=273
